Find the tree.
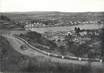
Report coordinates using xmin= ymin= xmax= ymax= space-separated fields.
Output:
xmin=64 ymin=34 xmax=74 ymax=51
xmin=99 ymin=28 xmax=104 ymax=60
xmin=74 ymin=27 xmax=80 ymax=33
xmin=0 ymin=15 xmax=10 ymax=21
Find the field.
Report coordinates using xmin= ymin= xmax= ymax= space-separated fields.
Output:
xmin=0 ymin=11 xmax=104 ymax=73
xmin=29 ymin=24 xmax=103 ymax=33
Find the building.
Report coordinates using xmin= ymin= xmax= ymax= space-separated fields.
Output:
xmin=25 ymin=22 xmax=46 ymax=30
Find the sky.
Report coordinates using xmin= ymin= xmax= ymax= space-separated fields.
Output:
xmin=0 ymin=0 xmax=104 ymax=12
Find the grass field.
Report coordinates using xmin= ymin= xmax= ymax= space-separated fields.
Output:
xmin=29 ymin=24 xmax=103 ymax=33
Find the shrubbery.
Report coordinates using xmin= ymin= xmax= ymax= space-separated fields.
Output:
xmin=19 ymin=31 xmax=57 ymax=48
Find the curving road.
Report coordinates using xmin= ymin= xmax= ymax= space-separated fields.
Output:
xmin=1 ymin=33 xmax=104 ymax=70
xmin=14 ymin=35 xmax=103 ymax=62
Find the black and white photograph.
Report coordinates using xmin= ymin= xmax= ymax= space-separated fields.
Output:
xmin=0 ymin=0 xmax=104 ymax=73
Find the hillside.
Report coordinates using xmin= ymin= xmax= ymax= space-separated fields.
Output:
xmin=0 ymin=15 xmax=24 ymax=29
xmin=0 ymin=12 xmax=104 ymax=27
xmin=18 ymin=29 xmax=104 ymax=59
xmin=0 ymin=35 xmax=94 ymax=73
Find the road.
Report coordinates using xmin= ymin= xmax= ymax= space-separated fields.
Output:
xmin=1 ymin=33 xmax=104 ymax=70
xmin=14 ymin=35 xmax=102 ymax=62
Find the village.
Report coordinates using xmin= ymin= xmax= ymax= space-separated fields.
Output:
xmin=25 ymin=20 xmax=104 ymax=28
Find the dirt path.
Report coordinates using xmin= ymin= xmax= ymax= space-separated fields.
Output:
xmin=1 ymin=34 xmax=104 ymax=70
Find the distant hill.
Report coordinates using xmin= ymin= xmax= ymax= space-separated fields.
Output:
xmin=0 ymin=11 xmax=104 ymax=29
xmin=0 ymin=11 xmax=104 ymax=21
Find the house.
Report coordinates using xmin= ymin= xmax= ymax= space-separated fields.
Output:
xmin=25 ymin=22 xmax=46 ymax=30
xmin=79 ymin=31 xmax=87 ymax=36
